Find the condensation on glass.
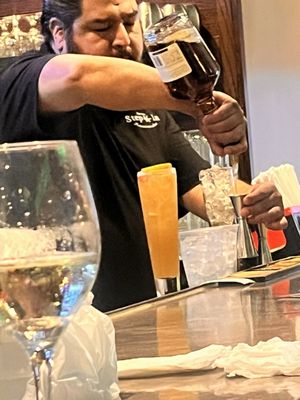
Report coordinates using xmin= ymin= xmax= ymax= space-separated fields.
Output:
xmin=179 ymin=129 xmax=231 ymax=231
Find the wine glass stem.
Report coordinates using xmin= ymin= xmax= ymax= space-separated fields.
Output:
xmin=31 ymin=349 xmax=53 ymax=400
xmin=197 ymin=95 xmax=217 ymax=115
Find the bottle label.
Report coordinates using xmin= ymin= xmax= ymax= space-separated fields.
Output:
xmin=148 ymin=43 xmax=192 ymax=83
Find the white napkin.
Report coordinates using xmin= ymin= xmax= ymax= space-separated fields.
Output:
xmin=118 ymin=337 xmax=300 ymax=380
xmin=214 ymin=336 xmax=300 ymax=378
xmin=117 ymin=344 xmax=231 ymax=379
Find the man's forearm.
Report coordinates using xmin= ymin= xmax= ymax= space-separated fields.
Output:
xmin=38 ymin=54 xmax=197 ymax=115
xmin=181 ymin=179 xmax=251 ymax=222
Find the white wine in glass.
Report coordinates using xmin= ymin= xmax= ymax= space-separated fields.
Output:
xmin=0 ymin=140 xmax=101 ymax=399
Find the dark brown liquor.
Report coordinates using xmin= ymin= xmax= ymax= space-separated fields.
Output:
xmin=148 ymin=40 xmax=220 ymax=114
xmin=144 ymin=13 xmax=221 ymax=114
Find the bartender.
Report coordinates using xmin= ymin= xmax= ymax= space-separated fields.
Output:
xmin=0 ymin=0 xmax=286 ymax=312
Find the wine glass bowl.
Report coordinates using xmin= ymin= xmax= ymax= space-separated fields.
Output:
xmin=0 ymin=140 xmax=101 ymax=399
xmin=144 ymin=12 xmax=221 ymax=115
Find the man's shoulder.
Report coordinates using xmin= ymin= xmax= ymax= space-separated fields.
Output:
xmin=0 ymin=51 xmax=55 ymax=77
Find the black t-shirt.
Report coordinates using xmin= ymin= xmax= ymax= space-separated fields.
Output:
xmin=0 ymin=52 xmax=210 ymax=311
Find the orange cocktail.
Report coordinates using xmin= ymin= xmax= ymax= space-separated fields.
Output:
xmin=137 ymin=163 xmax=179 ymax=279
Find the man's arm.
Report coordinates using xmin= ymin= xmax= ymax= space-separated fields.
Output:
xmin=179 ymin=181 xmax=250 ymax=222
xmin=181 ymin=181 xmax=287 ymax=230
xmin=38 ymin=54 xmax=248 ymax=155
xmin=38 ymin=54 xmax=197 ymax=116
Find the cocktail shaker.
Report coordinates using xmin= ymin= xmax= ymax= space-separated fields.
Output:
xmin=230 ymin=194 xmax=259 ymax=270
xmin=257 ymin=223 xmax=273 ymax=265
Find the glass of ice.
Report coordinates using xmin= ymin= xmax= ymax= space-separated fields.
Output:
xmin=0 ymin=140 xmax=101 ymax=400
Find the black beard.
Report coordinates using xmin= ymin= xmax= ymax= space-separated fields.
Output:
xmin=113 ymin=50 xmax=136 ymax=61
xmin=65 ymin=34 xmax=81 ymax=54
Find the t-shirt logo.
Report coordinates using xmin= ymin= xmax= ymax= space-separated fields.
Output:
xmin=124 ymin=112 xmax=161 ymax=128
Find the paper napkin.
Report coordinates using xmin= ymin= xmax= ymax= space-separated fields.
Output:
xmin=117 ymin=344 xmax=231 ymax=379
xmin=118 ymin=337 xmax=300 ymax=380
xmin=214 ymin=336 xmax=300 ymax=378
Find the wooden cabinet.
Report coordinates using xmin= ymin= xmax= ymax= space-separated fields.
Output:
xmin=0 ymin=0 xmax=41 ymax=16
xmin=196 ymin=0 xmax=251 ymax=182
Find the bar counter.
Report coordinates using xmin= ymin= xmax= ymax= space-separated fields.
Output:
xmin=110 ymin=272 xmax=300 ymax=399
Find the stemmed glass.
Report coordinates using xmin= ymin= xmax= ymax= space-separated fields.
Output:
xmin=0 ymin=140 xmax=101 ymax=399
xmin=143 ymin=13 xmax=241 ymax=174
xmin=143 ymin=12 xmax=221 ymax=115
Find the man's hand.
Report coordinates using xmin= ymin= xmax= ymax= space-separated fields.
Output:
xmin=240 ymin=182 xmax=288 ymax=230
xmin=199 ymin=91 xmax=247 ymax=156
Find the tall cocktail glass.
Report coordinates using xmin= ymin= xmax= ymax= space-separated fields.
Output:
xmin=137 ymin=163 xmax=179 ymax=293
xmin=0 ymin=140 xmax=101 ymax=399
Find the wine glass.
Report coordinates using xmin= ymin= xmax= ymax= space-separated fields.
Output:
xmin=143 ymin=13 xmax=240 ymax=176
xmin=0 ymin=140 xmax=101 ymax=400
xmin=143 ymin=12 xmax=221 ymax=115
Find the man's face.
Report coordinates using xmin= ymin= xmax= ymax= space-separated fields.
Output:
xmin=66 ymin=0 xmax=144 ymax=61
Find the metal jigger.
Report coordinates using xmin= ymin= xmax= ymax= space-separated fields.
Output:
xmin=230 ymin=194 xmax=259 ymax=270
xmin=257 ymin=223 xmax=273 ymax=265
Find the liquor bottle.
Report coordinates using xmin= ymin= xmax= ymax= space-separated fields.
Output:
xmin=144 ymin=13 xmax=221 ymax=115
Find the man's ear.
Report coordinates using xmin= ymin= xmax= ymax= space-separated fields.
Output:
xmin=48 ymin=17 xmax=67 ymax=54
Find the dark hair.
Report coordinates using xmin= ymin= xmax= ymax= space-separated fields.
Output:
xmin=41 ymin=0 xmax=82 ymax=50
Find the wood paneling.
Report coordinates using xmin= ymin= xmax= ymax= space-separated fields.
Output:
xmin=211 ymin=0 xmax=251 ymax=182
xmin=0 ymin=0 xmax=41 ymax=16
